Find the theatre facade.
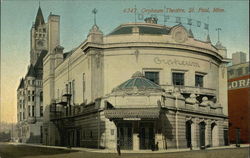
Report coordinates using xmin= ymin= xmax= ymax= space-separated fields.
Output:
xmin=43 ymin=17 xmax=229 ymax=150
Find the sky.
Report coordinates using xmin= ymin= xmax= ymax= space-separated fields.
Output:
xmin=0 ymin=0 xmax=249 ymax=123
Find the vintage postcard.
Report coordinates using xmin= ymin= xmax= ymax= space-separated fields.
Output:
xmin=0 ymin=0 xmax=249 ymax=158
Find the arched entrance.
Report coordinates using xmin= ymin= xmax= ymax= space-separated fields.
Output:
xmin=211 ymin=122 xmax=218 ymax=147
xmin=186 ymin=121 xmax=192 ymax=148
xmin=199 ymin=122 xmax=206 ymax=148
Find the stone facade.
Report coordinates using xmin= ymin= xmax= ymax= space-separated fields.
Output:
xmin=42 ymin=15 xmax=229 ymax=150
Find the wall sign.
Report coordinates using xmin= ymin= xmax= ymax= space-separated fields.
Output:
xmin=228 ymin=78 xmax=250 ymax=90
xmin=154 ymin=57 xmax=200 ymax=67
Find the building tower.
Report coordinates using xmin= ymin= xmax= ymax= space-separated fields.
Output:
xmin=17 ymin=6 xmax=49 ymax=144
xmin=30 ymin=6 xmax=48 ymax=65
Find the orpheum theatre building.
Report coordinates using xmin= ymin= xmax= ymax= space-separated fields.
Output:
xmin=43 ymin=16 xmax=230 ymax=150
xmin=228 ymin=62 xmax=250 ymax=144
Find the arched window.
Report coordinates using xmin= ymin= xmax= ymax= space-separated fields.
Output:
xmin=211 ymin=122 xmax=219 ymax=147
xmin=199 ymin=122 xmax=206 ymax=148
xmin=186 ymin=120 xmax=192 ymax=148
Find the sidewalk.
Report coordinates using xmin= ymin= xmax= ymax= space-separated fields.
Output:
xmin=8 ymin=142 xmax=250 ymax=154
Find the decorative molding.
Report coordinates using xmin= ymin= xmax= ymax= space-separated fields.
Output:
xmin=134 ymin=49 xmax=140 ymax=62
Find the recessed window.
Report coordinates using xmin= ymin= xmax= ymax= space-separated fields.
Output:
xmin=195 ymin=74 xmax=204 ymax=87
xmin=245 ymin=67 xmax=249 ymax=74
xmin=32 ymin=106 xmax=35 ymax=117
xmin=28 ymin=106 xmax=31 ymax=117
xmin=90 ymin=131 xmax=93 ymax=138
xmin=145 ymin=71 xmax=159 ymax=85
xmin=40 ymin=92 xmax=43 ymax=102
xmin=172 ymin=72 xmax=184 ymax=86
xmin=40 ymin=106 xmax=43 ymax=117
xmin=228 ymin=69 xmax=234 ymax=76
xmin=237 ymin=68 xmax=243 ymax=76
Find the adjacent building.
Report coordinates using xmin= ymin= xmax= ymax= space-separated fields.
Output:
xmin=42 ymin=12 xmax=230 ymax=150
xmin=228 ymin=52 xmax=249 ymax=144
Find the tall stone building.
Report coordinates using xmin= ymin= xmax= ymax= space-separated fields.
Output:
xmin=228 ymin=53 xmax=249 ymax=144
xmin=232 ymin=52 xmax=247 ymax=65
xmin=42 ymin=14 xmax=230 ymax=150
xmin=16 ymin=6 xmax=59 ymax=143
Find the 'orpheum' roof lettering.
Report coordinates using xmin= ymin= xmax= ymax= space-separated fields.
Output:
xmin=154 ymin=57 xmax=200 ymax=67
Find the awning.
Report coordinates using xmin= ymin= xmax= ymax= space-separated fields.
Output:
xmin=104 ymin=108 xmax=160 ymax=119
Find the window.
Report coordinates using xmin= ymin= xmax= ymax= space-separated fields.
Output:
xmin=245 ymin=67 xmax=249 ymax=74
xmin=28 ymin=90 xmax=30 ymax=95
xmin=28 ymin=96 xmax=31 ymax=102
xmin=83 ymin=73 xmax=85 ymax=100
xmin=66 ymin=84 xmax=68 ymax=94
xmin=195 ymin=74 xmax=204 ymax=87
xmin=20 ymin=112 xmax=22 ymax=121
xmin=228 ymin=69 xmax=234 ymax=76
xmin=40 ymin=106 xmax=43 ymax=117
xmin=32 ymin=96 xmax=35 ymax=102
xmin=32 ymin=90 xmax=35 ymax=95
xmin=237 ymin=68 xmax=243 ymax=76
xmin=90 ymin=130 xmax=93 ymax=138
xmin=40 ymin=92 xmax=43 ymax=102
xmin=32 ymin=106 xmax=35 ymax=117
xmin=145 ymin=71 xmax=159 ymax=84
xmin=172 ymin=72 xmax=184 ymax=86
xmin=23 ymin=112 xmax=25 ymax=119
xmin=28 ymin=106 xmax=31 ymax=117
xmin=72 ymin=80 xmax=75 ymax=103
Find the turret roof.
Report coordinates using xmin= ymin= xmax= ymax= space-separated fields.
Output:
xmin=17 ymin=78 xmax=24 ymax=90
xmin=34 ymin=6 xmax=45 ymax=30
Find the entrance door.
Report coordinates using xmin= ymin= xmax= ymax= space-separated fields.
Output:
xmin=223 ymin=129 xmax=229 ymax=146
xmin=76 ymin=129 xmax=80 ymax=147
xmin=186 ymin=121 xmax=192 ymax=148
xmin=199 ymin=122 xmax=206 ymax=148
xmin=117 ymin=123 xmax=133 ymax=150
xmin=140 ymin=123 xmax=154 ymax=150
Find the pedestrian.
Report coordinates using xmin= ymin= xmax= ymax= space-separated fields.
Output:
xmin=117 ymin=141 xmax=121 ymax=156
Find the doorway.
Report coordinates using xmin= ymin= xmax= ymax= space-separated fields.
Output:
xmin=139 ymin=122 xmax=154 ymax=150
xmin=117 ymin=123 xmax=133 ymax=150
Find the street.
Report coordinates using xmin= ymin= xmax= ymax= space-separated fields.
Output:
xmin=0 ymin=143 xmax=249 ymax=158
